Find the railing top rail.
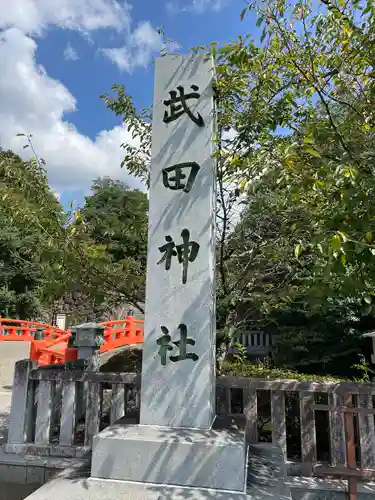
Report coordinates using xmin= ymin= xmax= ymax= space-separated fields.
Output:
xmin=28 ymin=366 xmax=140 ymax=384
xmin=0 ymin=317 xmax=144 ymax=332
xmin=0 ymin=318 xmax=64 ymax=330
xmin=20 ymin=367 xmax=375 ymax=394
xmin=101 ymin=319 xmax=144 ymax=327
xmin=217 ymin=375 xmax=375 ymax=394
xmin=1 ymin=325 xmax=37 ymax=330
xmin=103 ymin=327 xmax=143 ymax=336
xmin=17 ymin=362 xmax=375 ymax=393
xmin=43 ymin=332 xmax=72 ymax=347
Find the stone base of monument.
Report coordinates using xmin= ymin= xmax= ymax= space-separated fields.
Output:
xmin=23 ymin=444 xmax=291 ymax=500
xmin=91 ymin=421 xmax=247 ymax=493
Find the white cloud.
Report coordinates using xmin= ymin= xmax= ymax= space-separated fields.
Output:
xmin=63 ymin=42 xmax=79 ymax=60
xmin=0 ymin=0 xmax=132 ymax=36
xmin=101 ymin=21 xmax=179 ymax=73
xmin=0 ymin=27 xmax=143 ymax=192
xmin=166 ymin=0 xmax=227 ymax=14
xmin=0 ymin=0 xmax=170 ymax=194
xmin=101 ymin=47 xmax=132 ymax=72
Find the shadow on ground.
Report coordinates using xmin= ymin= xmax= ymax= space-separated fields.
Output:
xmin=0 ymin=482 xmax=40 ymax=500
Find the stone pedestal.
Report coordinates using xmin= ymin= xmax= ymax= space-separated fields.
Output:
xmin=91 ymin=424 xmax=247 ymax=493
xmin=24 ymin=444 xmax=291 ymax=500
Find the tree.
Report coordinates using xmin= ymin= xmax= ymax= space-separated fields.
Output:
xmin=101 ymin=0 xmax=375 ymax=375
xmin=221 ymin=0 xmax=375 ymax=303
xmin=82 ymin=178 xmax=147 ymax=266
xmin=224 ymin=158 xmax=373 ymax=376
xmin=0 ymin=149 xmax=65 ymax=318
xmin=0 ymin=145 xmax=149 ymax=323
xmin=77 ymin=177 xmax=148 ymax=316
xmin=43 ymin=177 xmax=148 ymax=323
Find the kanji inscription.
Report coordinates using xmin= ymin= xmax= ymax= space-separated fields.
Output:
xmin=157 ymin=229 xmax=199 ymax=284
xmin=163 ymin=85 xmax=204 ymax=127
xmin=156 ymin=324 xmax=199 ymax=366
xmin=162 ymin=162 xmax=200 ymax=193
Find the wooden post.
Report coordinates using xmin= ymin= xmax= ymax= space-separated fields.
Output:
xmin=6 ymin=359 xmax=34 ymax=449
xmin=84 ymin=382 xmax=102 ymax=447
xmin=110 ymin=383 xmax=125 ymax=424
xmin=59 ymin=381 xmax=77 ymax=446
xmin=299 ymin=391 xmax=317 ymax=476
xmin=344 ymin=393 xmax=357 ymax=500
xmin=243 ymin=389 xmax=258 ymax=443
xmin=271 ymin=390 xmax=287 ymax=460
xmin=35 ymin=380 xmax=54 ymax=444
xmin=358 ymin=394 xmax=375 ymax=469
xmin=329 ymin=393 xmax=347 ymax=466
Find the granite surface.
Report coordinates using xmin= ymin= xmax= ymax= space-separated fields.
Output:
xmin=140 ymin=54 xmax=217 ymax=430
xmin=91 ymin=423 xmax=247 ymax=491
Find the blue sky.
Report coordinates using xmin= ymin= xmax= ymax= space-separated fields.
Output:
xmin=0 ymin=0 xmax=258 ymax=209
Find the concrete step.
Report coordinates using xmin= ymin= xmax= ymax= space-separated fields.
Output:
xmin=0 ymin=444 xmax=90 ymax=491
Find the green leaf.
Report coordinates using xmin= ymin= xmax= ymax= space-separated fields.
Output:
xmin=303 ymin=136 xmax=314 ymax=144
xmin=305 ymin=147 xmax=321 ymax=158
xmin=364 ymin=296 xmax=372 ymax=305
xmin=363 ymin=3 xmax=372 ymax=14
xmin=331 ymin=234 xmax=341 ymax=252
xmin=240 ymin=7 xmax=247 ymax=20
xmin=294 ymin=243 xmax=303 ymax=259
xmin=337 ymin=231 xmax=348 ymax=243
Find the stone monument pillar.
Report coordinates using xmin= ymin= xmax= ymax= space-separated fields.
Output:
xmin=140 ymin=53 xmax=216 ymax=430
xmin=91 ymin=54 xmax=247 ymax=500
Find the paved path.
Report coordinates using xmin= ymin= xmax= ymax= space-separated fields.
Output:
xmin=0 ymin=342 xmax=30 ymax=444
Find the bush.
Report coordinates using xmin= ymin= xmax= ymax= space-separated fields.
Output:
xmin=221 ymin=361 xmax=348 ymax=382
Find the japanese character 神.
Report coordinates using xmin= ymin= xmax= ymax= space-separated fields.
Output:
xmin=157 ymin=229 xmax=199 ymax=284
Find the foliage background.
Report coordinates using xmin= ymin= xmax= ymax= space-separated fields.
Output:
xmin=3 ymin=0 xmax=375 ymax=379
